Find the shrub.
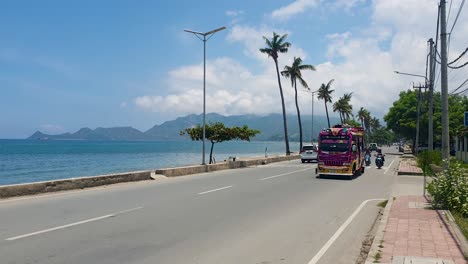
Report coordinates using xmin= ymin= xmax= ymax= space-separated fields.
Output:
xmin=417 ymin=150 xmax=442 ymax=174
xmin=427 ymin=161 xmax=468 ymax=217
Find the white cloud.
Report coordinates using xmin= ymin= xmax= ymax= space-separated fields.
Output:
xmin=332 ymin=0 xmax=366 ymax=11
xmin=120 ymin=101 xmax=127 ymax=108
xmin=226 ymin=10 xmax=244 ymax=17
xmin=134 ymin=0 xmax=468 ymax=122
xmin=271 ymin=0 xmax=320 ymax=20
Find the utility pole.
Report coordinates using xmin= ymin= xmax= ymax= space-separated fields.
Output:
xmin=440 ymin=0 xmax=450 ymax=168
xmin=428 ymin=38 xmax=434 ymax=151
xmin=414 ymin=83 xmax=425 ymax=154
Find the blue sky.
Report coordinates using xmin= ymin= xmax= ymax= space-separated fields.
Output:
xmin=1 ymin=0 xmax=467 ymax=138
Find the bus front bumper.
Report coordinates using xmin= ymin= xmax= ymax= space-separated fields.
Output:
xmin=316 ymin=165 xmax=353 ymax=175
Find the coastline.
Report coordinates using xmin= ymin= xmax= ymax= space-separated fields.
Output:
xmin=0 ymin=154 xmax=300 ymax=199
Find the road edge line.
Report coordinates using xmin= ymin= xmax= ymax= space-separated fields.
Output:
xmin=307 ymin=198 xmax=385 ymax=264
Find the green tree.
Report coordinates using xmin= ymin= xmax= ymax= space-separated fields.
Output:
xmin=318 ymin=79 xmax=335 ymax=128
xmin=384 ymin=90 xmax=419 ymax=147
xmin=281 ymin=57 xmax=316 ymax=150
xmin=260 ymin=32 xmax=292 ymax=155
xmin=370 ymin=117 xmax=381 ymax=131
xmin=180 ymin=122 xmax=260 ymax=164
xmin=333 ymin=93 xmax=353 ymax=124
xmin=385 ymin=90 xmax=468 ymax=148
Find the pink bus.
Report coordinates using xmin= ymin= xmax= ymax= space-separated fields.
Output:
xmin=316 ymin=125 xmax=365 ymax=179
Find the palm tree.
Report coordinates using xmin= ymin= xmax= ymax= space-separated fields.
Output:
xmin=370 ymin=117 xmax=381 ymax=132
xmin=333 ymin=98 xmax=346 ymax=123
xmin=260 ymin=32 xmax=291 ymax=155
xmin=341 ymin=92 xmax=353 ymax=122
xmin=281 ymin=57 xmax=315 ymax=150
xmin=358 ymin=108 xmax=371 ymax=144
xmin=357 ymin=107 xmax=367 ymax=128
xmin=318 ymin=79 xmax=335 ymax=128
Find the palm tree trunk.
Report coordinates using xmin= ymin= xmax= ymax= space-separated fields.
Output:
xmin=339 ymin=112 xmax=343 ymax=124
xmin=209 ymin=141 xmax=215 ymax=164
xmin=274 ymin=59 xmax=290 ymax=155
xmin=294 ymin=82 xmax=303 ymax=150
xmin=325 ymin=102 xmax=331 ymax=128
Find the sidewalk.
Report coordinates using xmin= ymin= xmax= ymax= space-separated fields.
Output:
xmin=398 ymin=159 xmax=423 ymax=176
xmin=371 ymin=196 xmax=466 ymax=264
xmin=366 ymin=155 xmax=467 ymax=264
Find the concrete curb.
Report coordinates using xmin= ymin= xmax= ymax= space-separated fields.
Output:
xmin=439 ymin=210 xmax=468 ymax=258
xmin=0 ymin=170 xmax=152 ymax=199
xmin=365 ymin=197 xmax=394 ymax=264
xmin=0 ymin=154 xmax=300 ymax=198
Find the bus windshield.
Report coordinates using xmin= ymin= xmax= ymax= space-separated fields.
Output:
xmin=320 ymin=135 xmax=350 ymax=152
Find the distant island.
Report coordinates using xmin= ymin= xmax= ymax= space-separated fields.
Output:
xmin=28 ymin=113 xmax=338 ymax=141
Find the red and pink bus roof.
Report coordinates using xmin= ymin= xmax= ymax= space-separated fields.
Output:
xmin=319 ymin=126 xmax=365 ymax=137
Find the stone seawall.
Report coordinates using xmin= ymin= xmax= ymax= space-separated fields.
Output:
xmin=155 ymin=154 xmax=300 ymax=177
xmin=0 ymin=154 xmax=299 ymax=198
xmin=0 ymin=171 xmax=152 ymax=198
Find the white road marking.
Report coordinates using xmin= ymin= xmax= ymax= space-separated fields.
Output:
xmin=259 ymin=168 xmax=312 ymax=181
xmin=307 ymin=198 xmax=385 ymax=264
xmin=384 ymin=159 xmax=395 ymax=174
xmin=5 ymin=206 xmax=143 ymax=241
xmin=198 ymin=185 xmax=233 ymax=195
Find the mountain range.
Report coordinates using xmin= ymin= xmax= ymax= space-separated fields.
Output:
xmin=28 ymin=113 xmax=340 ymax=141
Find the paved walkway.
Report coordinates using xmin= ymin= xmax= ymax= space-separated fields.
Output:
xmin=379 ymin=196 xmax=466 ymax=264
xmin=398 ymin=159 xmax=423 ymax=175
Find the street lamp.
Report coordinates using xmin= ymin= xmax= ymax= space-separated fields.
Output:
xmin=305 ymin=89 xmax=319 ymax=144
xmin=184 ymin=26 xmax=226 ymax=165
xmin=394 ymin=71 xmax=429 ymax=154
xmin=394 ymin=71 xmax=428 ymax=83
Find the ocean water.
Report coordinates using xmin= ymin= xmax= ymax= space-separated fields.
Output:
xmin=0 ymin=139 xmax=299 ymax=186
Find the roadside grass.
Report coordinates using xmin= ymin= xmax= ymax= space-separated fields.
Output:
xmin=451 ymin=210 xmax=468 ymax=240
xmin=377 ymin=200 xmax=388 ymax=208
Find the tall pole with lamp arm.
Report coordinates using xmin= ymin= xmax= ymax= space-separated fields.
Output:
xmin=184 ymin=26 xmax=226 ymax=165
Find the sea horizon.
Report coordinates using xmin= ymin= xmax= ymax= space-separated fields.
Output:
xmin=0 ymin=139 xmax=301 ymax=186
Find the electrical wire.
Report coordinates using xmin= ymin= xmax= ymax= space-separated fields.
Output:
xmin=449 ymin=0 xmax=465 ymax=35
xmin=448 ymin=47 xmax=468 ymax=65
xmin=452 ymin=86 xmax=468 ymax=96
xmin=449 ymin=78 xmax=468 ymax=94
xmin=448 ymin=60 xmax=468 ymax=69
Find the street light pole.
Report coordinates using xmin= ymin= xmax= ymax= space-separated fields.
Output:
xmin=184 ymin=26 xmax=226 ymax=165
xmin=311 ymin=90 xmax=318 ymax=144
xmin=394 ymin=71 xmax=429 ymax=154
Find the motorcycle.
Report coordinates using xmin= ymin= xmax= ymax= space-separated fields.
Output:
xmin=365 ymin=154 xmax=371 ymax=166
xmin=375 ymin=155 xmax=384 ymax=169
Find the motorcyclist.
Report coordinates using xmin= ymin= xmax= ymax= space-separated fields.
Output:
xmin=375 ymin=149 xmax=385 ymax=162
xmin=364 ymin=149 xmax=371 ymax=160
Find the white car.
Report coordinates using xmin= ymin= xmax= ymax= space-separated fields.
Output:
xmin=300 ymin=144 xmax=318 ymax=163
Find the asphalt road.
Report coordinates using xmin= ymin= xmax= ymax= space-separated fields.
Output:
xmin=0 ymin=147 xmax=406 ymax=264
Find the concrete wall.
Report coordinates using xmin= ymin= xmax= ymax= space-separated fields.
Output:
xmin=155 ymin=154 xmax=300 ymax=177
xmin=0 ymin=154 xmax=300 ymax=198
xmin=0 ymin=171 xmax=152 ymax=198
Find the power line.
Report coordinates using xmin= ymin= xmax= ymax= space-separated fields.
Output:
xmin=448 ymin=46 xmax=468 ymax=65
xmin=449 ymin=0 xmax=465 ymax=35
xmin=448 ymin=60 xmax=468 ymax=69
xmin=452 ymin=86 xmax=468 ymax=96
xmin=449 ymin=78 xmax=468 ymax=94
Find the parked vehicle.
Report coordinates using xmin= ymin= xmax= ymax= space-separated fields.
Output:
xmin=316 ymin=125 xmax=365 ymax=179
xmin=300 ymin=144 xmax=319 ymax=163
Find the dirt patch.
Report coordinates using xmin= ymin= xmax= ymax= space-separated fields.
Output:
xmin=355 ymin=207 xmax=383 ymax=264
